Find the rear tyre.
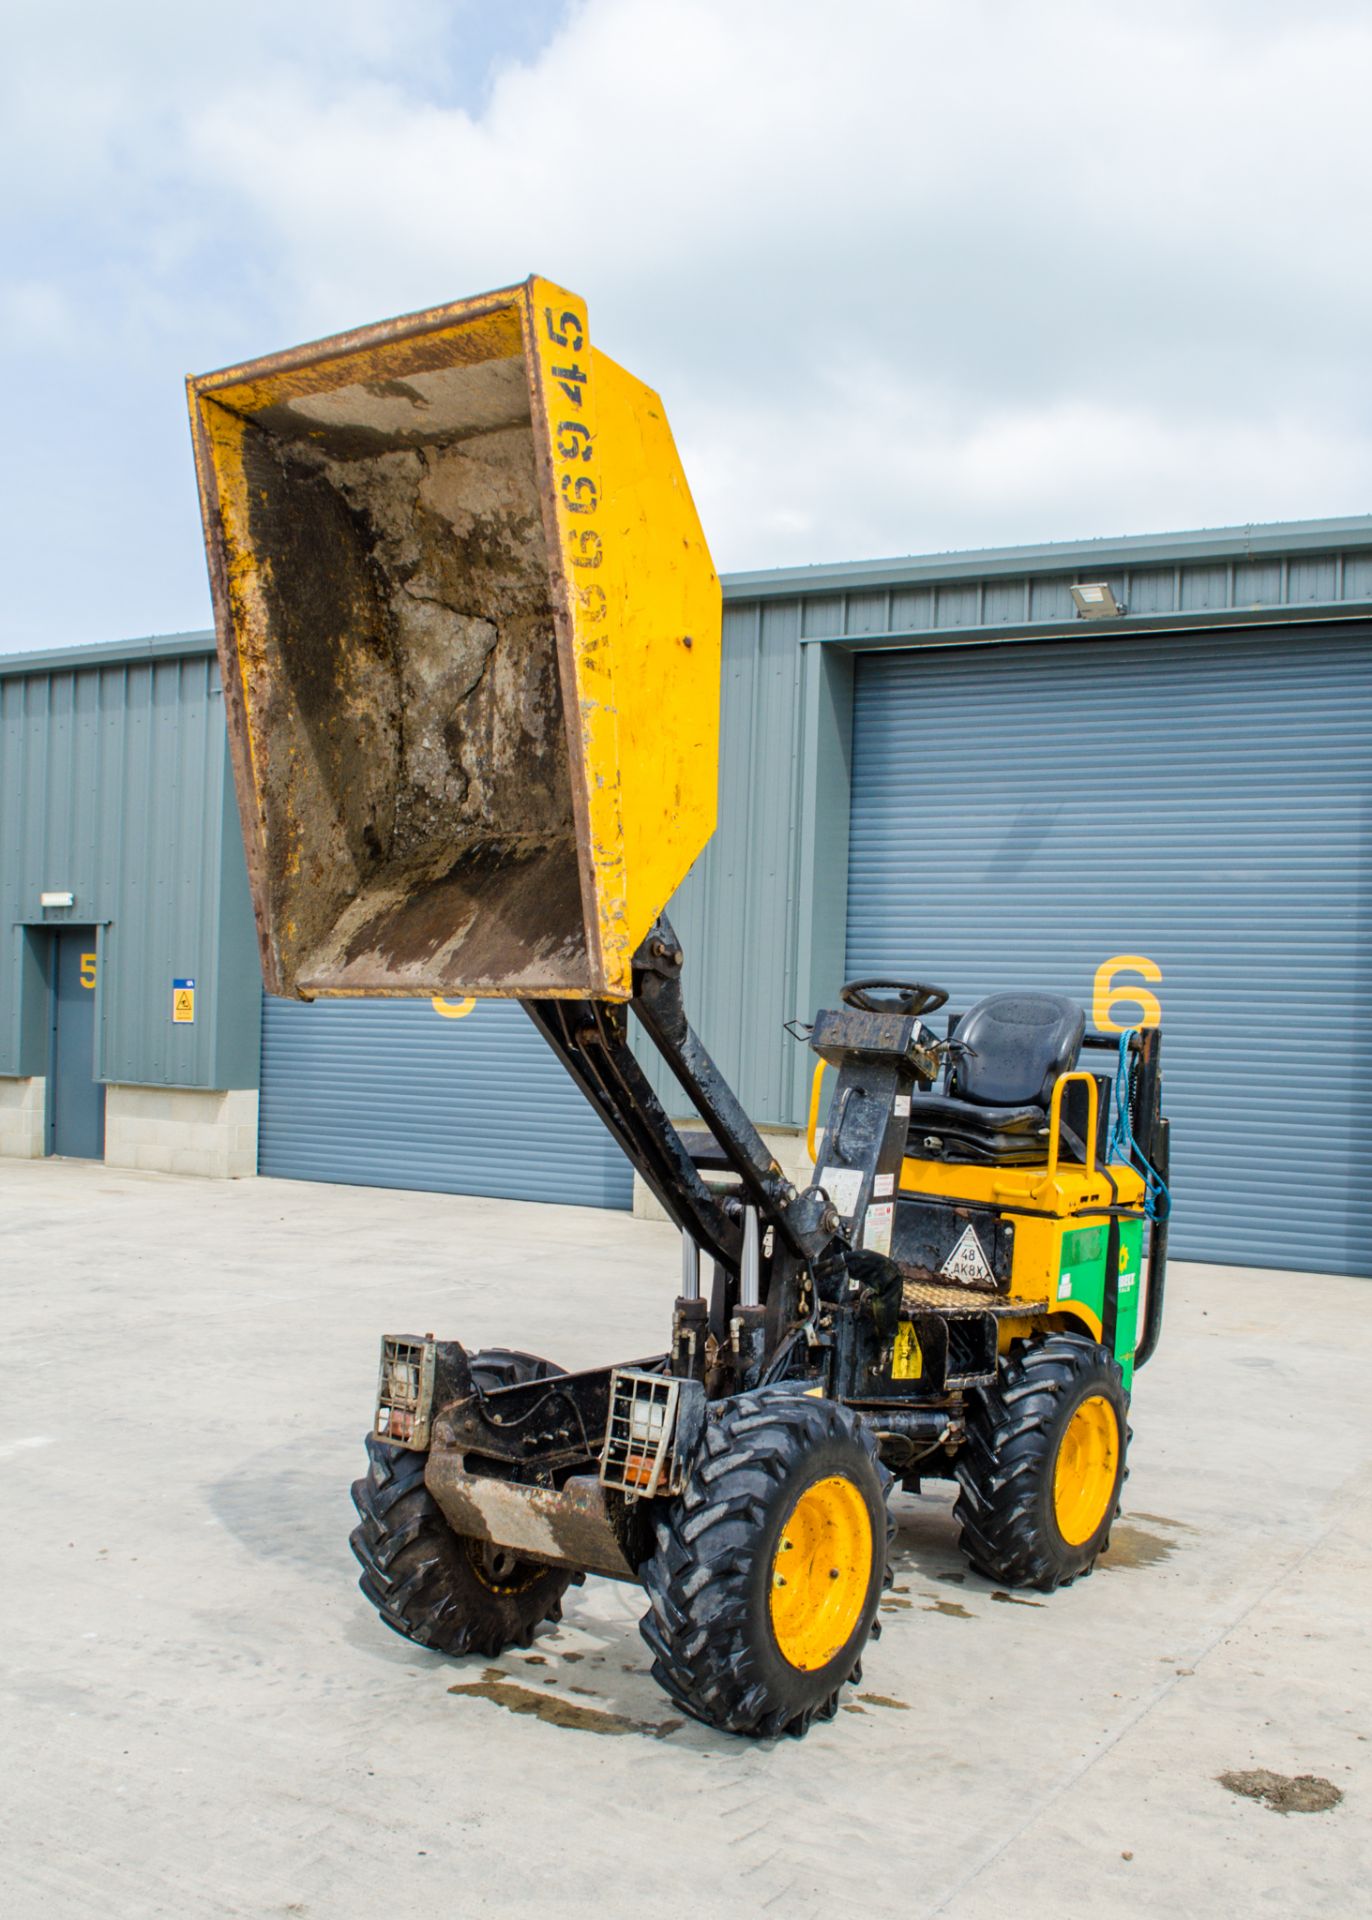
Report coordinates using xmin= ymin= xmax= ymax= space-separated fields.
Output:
xmin=953 ymin=1331 xmax=1129 ymax=1590
xmin=349 ymin=1347 xmax=573 ymax=1657
xmin=639 ymin=1387 xmax=892 ymax=1738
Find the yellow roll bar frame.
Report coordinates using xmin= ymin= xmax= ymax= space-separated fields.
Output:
xmin=807 ymin=1060 xmax=828 ymax=1163
xmin=1034 ymin=1070 xmax=1099 ymax=1198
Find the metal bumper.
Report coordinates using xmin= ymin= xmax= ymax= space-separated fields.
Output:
xmin=424 ymin=1454 xmax=640 ymax=1582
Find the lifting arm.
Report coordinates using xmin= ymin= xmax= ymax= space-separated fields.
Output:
xmin=526 ymin=917 xmax=842 ymax=1288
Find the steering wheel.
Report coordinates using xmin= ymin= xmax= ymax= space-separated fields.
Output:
xmin=841 ymin=978 xmax=949 ymax=1018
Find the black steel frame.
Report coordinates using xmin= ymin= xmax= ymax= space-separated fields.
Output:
xmin=514 ymin=922 xmax=1171 ymax=1462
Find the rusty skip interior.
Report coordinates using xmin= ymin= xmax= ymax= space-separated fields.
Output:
xmin=202 ymin=323 xmax=591 ymax=999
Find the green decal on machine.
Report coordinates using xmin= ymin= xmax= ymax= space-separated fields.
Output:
xmin=1055 ymin=1226 xmax=1104 ymax=1309
xmin=1054 ymin=1218 xmax=1145 ymax=1391
xmin=1061 ymin=1225 xmax=1103 ymax=1272
xmin=1115 ymin=1217 xmax=1144 ymax=1392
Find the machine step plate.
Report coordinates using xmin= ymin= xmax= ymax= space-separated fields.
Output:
xmin=901 ymin=1276 xmax=1046 ymax=1317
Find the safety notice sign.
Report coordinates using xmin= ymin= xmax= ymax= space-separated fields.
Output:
xmin=172 ymin=978 xmax=196 ymax=1024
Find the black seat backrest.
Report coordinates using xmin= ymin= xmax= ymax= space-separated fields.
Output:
xmin=951 ymin=992 xmax=1085 ymax=1108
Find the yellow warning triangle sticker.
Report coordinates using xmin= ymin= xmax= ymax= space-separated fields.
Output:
xmin=942 ymin=1224 xmax=993 ymax=1286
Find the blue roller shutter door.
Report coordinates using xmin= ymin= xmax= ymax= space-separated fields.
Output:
xmin=258 ymin=996 xmax=633 ymax=1209
xmin=846 ymin=624 xmax=1372 ymax=1277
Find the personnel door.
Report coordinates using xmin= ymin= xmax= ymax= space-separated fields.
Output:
xmin=49 ymin=929 xmax=105 ymax=1158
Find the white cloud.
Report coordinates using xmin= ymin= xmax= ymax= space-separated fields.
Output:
xmin=690 ymin=387 xmax=1372 ymax=567
xmin=2 ymin=0 xmax=1371 ymax=645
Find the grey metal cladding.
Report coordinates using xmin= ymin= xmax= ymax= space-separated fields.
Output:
xmin=0 ymin=645 xmax=258 ymax=1090
xmin=647 ymin=518 xmax=1372 ymax=1144
xmin=787 ymin=544 xmax=1369 ymax=641
xmin=845 ymin=623 xmax=1372 ymax=1278
xmin=258 ymin=996 xmax=632 ymax=1209
xmin=721 ymin=514 xmax=1372 ymax=601
xmin=629 ymin=597 xmax=815 ymax=1129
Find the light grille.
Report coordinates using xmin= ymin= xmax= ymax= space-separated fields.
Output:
xmin=599 ymin=1370 xmax=682 ymax=1499
xmin=373 ymin=1336 xmax=436 ymax=1450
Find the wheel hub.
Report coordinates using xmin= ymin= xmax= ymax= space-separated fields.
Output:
xmin=768 ymin=1474 xmax=873 ymax=1672
xmin=465 ymin=1536 xmax=545 ymax=1596
xmin=1052 ymin=1393 xmax=1119 ymax=1545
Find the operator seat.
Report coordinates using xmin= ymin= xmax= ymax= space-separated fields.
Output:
xmin=906 ymin=991 xmax=1086 ymax=1166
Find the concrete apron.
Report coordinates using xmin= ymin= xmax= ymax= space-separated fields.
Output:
xmin=0 ymin=1157 xmax=1367 ymax=1920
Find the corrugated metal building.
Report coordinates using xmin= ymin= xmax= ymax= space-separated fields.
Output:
xmin=648 ymin=516 xmax=1372 ymax=1276
xmin=3 ymin=515 xmax=1369 ymax=1271
xmin=0 ymin=632 xmax=632 ymax=1207
xmin=0 ymin=636 xmax=261 ymax=1170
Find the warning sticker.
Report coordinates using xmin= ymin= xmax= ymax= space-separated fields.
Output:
xmin=891 ymin=1321 xmax=923 ymax=1380
xmin=863 ymin=1201 xmax=894 ymax=1257
xmin=893 ymin=1094 xmax=911 ymax=1120
xmin=873 ymin=1172 xmax=895 ymax=1199
xmin=818 ymin=1165 xmax=864 ymax=1218
xmin=941 ymin=1223 xmax=993 ymax=1287
xmin=172 ymin=978 xmax=196 ymax=1025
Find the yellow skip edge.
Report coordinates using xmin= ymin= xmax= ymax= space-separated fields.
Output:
xmin=525 ymin=276 xmax=720 ymax=996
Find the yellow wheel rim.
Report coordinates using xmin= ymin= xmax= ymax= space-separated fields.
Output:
xmin=1052 ymin=1394 xmax=1120 ymax=1546
xmin=768 ymin=1474 xmax=873 ymax=1672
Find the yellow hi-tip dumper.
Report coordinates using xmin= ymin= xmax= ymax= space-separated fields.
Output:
xmin=189 ymin=276 xmax=1171 ymax=1739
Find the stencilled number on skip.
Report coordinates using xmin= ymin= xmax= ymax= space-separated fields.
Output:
xmin=544 ymin=304 xmax=605 ymax=625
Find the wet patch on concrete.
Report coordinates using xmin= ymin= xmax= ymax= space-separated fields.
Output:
xmin=991 ymin=1590 xmax=1044 ymax=1608
xmin=450 ymin=1676 xmax=683 ymax=1740
xmin=857 ymin=1693 xmax=910 ymax=1711
xmin=922 ymin=1596 xmax=973 ymax=1618
xmin=880 ymin=1596 xmax=913 ymax=1611
xmin=920 ymin=1569 xmax=967 ymax=1588
xmin=1103 ymin=1522 xmax=1181 ymax=1571
xmin=1130 ymin=1511 xmax=1198 ymax=1534
xmin=1218 ymin=1769 xmax=1344 ymax=1815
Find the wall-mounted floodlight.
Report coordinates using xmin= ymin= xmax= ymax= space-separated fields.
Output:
xmin=1070 ymin=581 xmax=1126 ymax=619
xmin=40 ymin=890 xmax=75 ymax=908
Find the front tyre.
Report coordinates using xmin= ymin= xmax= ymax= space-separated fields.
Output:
xmin=953 ymin=1331 xmax=1129 ymax=1590
xmin=348 ymin=1348 xmax=573 ymax=1657
xmin=639 ymin=1388 xmax=891 ymax=1739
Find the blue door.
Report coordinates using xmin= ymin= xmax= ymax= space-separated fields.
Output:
xmin=50 ymin=929 xmax=105 ymax=1158
xmin=258 ymin=995 xmax=634 ymax=1209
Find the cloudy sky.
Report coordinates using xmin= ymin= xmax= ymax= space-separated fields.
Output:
xmin=3 ymin=0 xmax=1370 ymax=652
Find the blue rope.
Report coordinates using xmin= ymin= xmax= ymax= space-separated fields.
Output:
xmin=1109 ymin=1029 xmax=1172 ymax=1221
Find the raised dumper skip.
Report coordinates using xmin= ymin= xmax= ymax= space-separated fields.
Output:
xmin=188 ymin=275 xmax=1171 ymax=1739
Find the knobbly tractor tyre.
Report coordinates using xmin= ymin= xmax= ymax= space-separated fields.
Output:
xmin=639 ymin=1387 xmax=892 ymax=1739
xmin=349 ymin=1348 xmax=573 ymax=1658
xmin=953 ymin=1331 xmax=1129 ymax=1590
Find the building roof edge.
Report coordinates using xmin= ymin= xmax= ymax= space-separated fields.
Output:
xmin=720 ymin=514 xmax=1372 ymax=599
